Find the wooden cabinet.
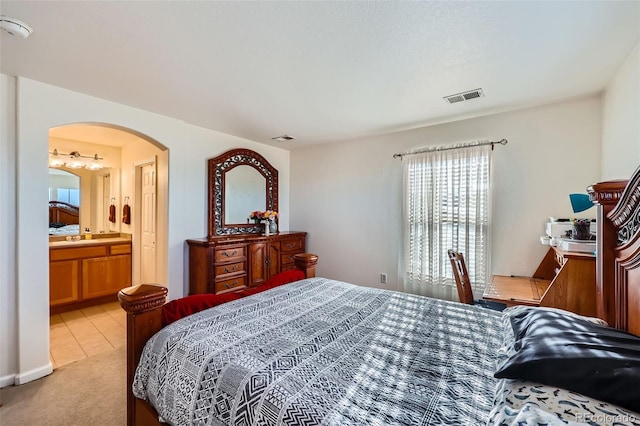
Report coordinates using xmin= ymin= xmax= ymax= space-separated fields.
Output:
xmin=187 ymin=232 xmax=306 ymax=295
xmin=50 ymin=260 xmax=80 ymax=305
xmin=83 ymin=254 xmax=132 ymax=299
xmin=49 ymin=240 xmax=132 ymax=313
xmin=483 ymin=246 xmax=596 ymax=317
xmin=535 ymin=248 xmax=596 ymax=317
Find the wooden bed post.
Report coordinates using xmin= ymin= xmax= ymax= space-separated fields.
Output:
xmin=588 ymin=180 xmax=628 ymax=326
xmin=118 ymin=284 xmax=168 ymax=426
xmin=294 ymin=253 xmax=318 ymax=278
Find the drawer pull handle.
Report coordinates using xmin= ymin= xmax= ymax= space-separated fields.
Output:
xmin=285 ymin=243 xmax=296 ymax=249
xmin=224 ymin=265 xmax=238 ymax=273
xmin=224 ymin=281 xmax=238 ymax=289
xmin=222 ymin=250 xmax=238 ymax=257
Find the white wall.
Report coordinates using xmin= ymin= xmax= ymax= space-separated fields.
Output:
xmin=0 ymin=76 xmax=291 ymax=386
xmin=601 ymin=42 xmax=640 ymax=179
xmin=291 ymin=96 xmax=602 ymax=292
xmin=0 ymin=75 xmax=18 ymax=387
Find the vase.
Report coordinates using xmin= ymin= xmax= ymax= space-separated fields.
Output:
xmin=268 ymin=220 xmax=278 ymax=234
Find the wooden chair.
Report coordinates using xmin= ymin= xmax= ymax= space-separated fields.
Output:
xmin=447 ymin=249 xmax=506 ymax=311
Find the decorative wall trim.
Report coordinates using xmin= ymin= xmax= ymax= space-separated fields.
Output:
xmin=0 ymin=373 xmax=16 ymax=388
xmin=14 ymin=362 xmax=53 ymax=385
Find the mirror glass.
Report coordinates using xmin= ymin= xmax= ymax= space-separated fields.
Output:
xmin=224 ymin=166 xmax=266 ymax=224
xmin=48 ymin=168 xmax=81 ymax=235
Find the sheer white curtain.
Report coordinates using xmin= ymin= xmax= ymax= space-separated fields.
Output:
xmin=400 ymin=144 xmax=491 ymax=301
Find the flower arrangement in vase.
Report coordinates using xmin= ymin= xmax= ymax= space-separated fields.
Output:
xmin=249 ymin=210 xmax=278 ymax=222
xmin=248 ymin=210 xmax=279 ymax=234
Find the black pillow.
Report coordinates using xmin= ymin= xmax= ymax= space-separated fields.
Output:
xmin=494 ymin=308 xmax=640 ymax=413
xmin=49 ymin=222 xmax=67 ymax=228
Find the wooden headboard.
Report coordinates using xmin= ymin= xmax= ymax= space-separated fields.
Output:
xmin=49 ymin=200 xmax=80 ymax=225
xmin=589 ymin=165 xmax=640 ymax=335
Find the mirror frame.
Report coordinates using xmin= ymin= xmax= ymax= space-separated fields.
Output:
xmin=208 ymin=148 xmax=278 ymax=237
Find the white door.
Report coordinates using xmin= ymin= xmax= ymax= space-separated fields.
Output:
xmin=140 ymin=163 xmax=157 ymax=283
xmin=102 ymin=174 xmax=110 ymax=232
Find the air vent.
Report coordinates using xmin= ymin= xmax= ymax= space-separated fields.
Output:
xmin=271 ymin=134 xmax=295 ymax=142
xmin=443 ymin=88 xmax=484 ymax=104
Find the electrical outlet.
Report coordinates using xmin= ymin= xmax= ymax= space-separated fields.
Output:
xmin=380 ymin=273 xmax=387 ymax=284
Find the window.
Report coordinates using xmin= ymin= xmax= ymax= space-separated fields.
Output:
xmin=50 ymin=187 xmax=80 ymax=206
xmin=401 ymin=144 xmax=490 ymax=301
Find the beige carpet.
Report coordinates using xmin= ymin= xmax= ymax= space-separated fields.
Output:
xmin=0 ymin=347 xmax=126 ymax=425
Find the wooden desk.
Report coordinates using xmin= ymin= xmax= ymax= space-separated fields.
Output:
xmin=483 ymin=247 xmax=596 ymax=317
xmin=484 ymin=276 xmax=551 ymax=307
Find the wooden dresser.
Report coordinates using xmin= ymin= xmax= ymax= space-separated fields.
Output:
xmin=187 ymin=231 xmax=307 ymax=295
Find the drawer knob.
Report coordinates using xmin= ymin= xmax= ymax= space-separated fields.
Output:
xmin=286 ymin=243 xmax=295 ymax=249
xmin=222 ymin=250 xmax=237 ymax=257
xmin=224 ymin=265 xmax=238 ymax=273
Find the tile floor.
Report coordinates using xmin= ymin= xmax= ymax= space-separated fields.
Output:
xmin=49 ymin=302 xmax=126 ymax=369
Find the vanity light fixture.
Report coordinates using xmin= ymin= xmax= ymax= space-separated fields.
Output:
xmin=49 ymin=149 xmax=105 ymax=170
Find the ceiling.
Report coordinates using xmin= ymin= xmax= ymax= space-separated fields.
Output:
xmin=1 ymin=1 xmax=639 ymax=149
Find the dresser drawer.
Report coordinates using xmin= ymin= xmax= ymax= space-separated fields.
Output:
xmin=109 ymin=243 xmax=131 ymax=255
xmin=281 ymin=263 xmax=297 ymax=272
xmin=215 ymin=261 xmax=245 ymax=277
xmin=214 ymin=246 xmax=245 ymax=262
xmin=281 ymin=252 xmax=299 ymax=266
xmin=215 ymin=276 xmax=246 ymax=293
xmin=50 ymin=245 xmax=108 ymax=261
xmin=280 ymin=237 xmax=304 ymax=253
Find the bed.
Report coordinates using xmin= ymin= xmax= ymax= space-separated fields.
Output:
xmin=48 ymin=200 xmax=80 ymax=235
xmin=119 ymin=167 xmax=640 ymax=426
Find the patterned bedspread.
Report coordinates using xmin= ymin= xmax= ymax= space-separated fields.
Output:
xmin=134 ymin=278 xmax=503 ymax=425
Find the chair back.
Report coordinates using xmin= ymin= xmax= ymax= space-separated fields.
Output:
xmin=447 ymin=249 xmax=475 ymax=305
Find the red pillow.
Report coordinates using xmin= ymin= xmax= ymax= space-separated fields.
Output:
xmin=161 ymin=269 xmax=306 ymax=326
xmin=161 ymin=292 xmax=242 ymax=326
xmin=241 ymin=269 xmax=305 ymax=296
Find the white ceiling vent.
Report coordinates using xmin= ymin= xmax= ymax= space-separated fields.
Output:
xmin=271 ymin=134 xmax=295 ymax=142
xmin=443 ymin=88 xmax=484 ymax=104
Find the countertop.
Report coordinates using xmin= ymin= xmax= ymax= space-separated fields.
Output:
xmin=49 ymin=237 xmax=131 ymax=248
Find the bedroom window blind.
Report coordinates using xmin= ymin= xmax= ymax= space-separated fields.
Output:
xmin=401 ymin=143 xmax=491 ymax=301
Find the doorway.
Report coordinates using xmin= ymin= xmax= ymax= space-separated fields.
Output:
xmin=47 ymin=124 xmax=167 ymax=370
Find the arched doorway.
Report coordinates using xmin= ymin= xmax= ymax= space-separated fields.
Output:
xmin=47 ymin=123 xmax=169 ymax=368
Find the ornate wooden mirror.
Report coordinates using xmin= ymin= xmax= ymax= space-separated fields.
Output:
xmin=208 ymin=148 xmax=278 ymax=237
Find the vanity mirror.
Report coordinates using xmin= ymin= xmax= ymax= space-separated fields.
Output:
xmin=48 ymin=168 xmax=81 ymax=235
xmin=208 ymin=148 xmax=278 ymax=237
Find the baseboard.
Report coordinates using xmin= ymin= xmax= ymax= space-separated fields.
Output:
xmin=0 ymin=373 xmax=16 ymax=388
xmin=13 ymin=362 xmax=53 ymax=385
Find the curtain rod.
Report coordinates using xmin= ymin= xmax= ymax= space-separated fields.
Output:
xmin=392 ymin=139 xmax=508 ymax=159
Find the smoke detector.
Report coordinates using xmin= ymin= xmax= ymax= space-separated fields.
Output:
xmin=0 ymin=16 xmax=33 ymax=38
xmin=443 ymin=88 xmax=484 ymax=104
xmin=271 ymin=134 xmax=295 ymax=142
